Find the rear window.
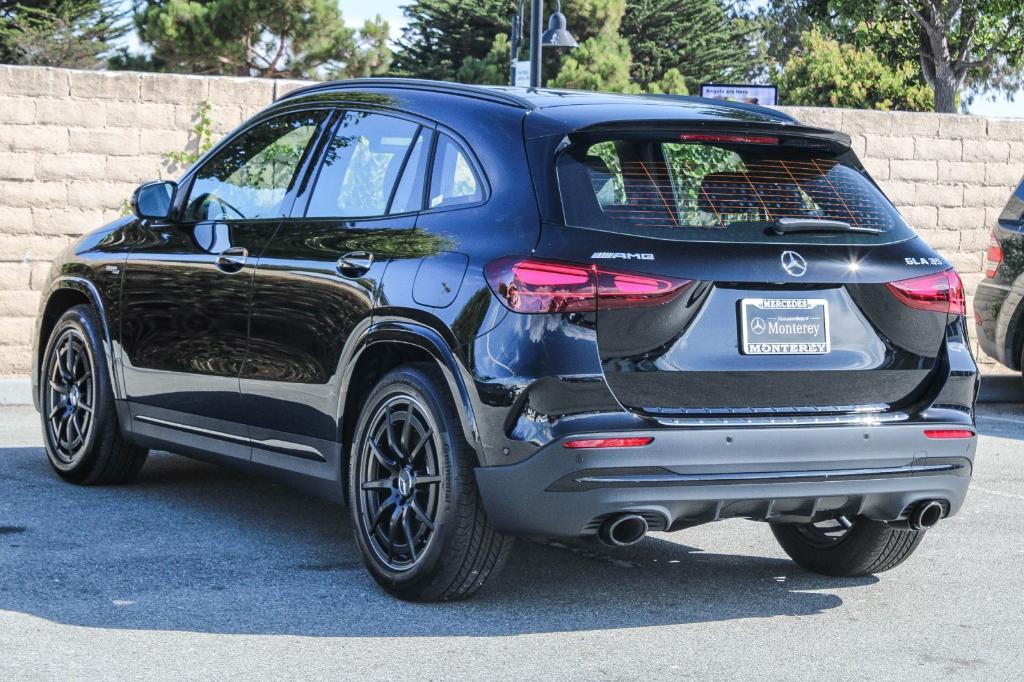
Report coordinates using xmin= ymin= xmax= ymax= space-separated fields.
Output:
xmin=557 ymin=136 xmax=913 ymax=244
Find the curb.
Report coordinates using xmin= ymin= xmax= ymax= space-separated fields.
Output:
xmin=0 ymin=377 xmax=31 ymax=406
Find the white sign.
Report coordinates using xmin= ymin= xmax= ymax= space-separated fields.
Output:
xmin=515 ymin=60 xmax=531 ymax=87
xmin=700 ymin=84 xmax=778 ymax=106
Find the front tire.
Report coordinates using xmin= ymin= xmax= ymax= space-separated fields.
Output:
xmin=771 ymin=515 xmax=925 ymax=577
xmin=40 ymin=304 xmax=148 ymax=484
xmin=348 ymin=364 xmax=513 ymax=601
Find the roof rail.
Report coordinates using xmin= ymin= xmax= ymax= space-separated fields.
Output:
xmin=277 ymin=78 xmax=537 ymax=110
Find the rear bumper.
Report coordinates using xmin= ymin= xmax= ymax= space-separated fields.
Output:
xmin=475 ymin=422 xmax=975 ymax=538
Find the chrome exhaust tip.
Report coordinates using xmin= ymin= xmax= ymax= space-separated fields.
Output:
xmin=909 ymin=500 xmax=944 ymax=530
xmin=598 ymin=514 xmax=649 ymax=546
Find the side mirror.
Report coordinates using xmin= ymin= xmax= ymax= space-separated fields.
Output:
xmin=131 ymin=180 xmax=177 ymax=220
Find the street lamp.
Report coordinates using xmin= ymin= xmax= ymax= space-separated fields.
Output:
xmin=509 ymin=0 xmax=578 ymax=88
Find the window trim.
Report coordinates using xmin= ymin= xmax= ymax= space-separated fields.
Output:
xmin=171 ymin=105 xmax=336 ymax=225
xmin=419 ymin=125 xmax=490 ymax=215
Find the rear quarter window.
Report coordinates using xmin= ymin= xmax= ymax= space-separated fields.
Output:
xmin=558 ymin=136 xmax=915 ymax=245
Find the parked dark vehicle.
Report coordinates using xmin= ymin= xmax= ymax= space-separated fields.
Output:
xmin=974 ymin=177 xmax=1024 ymax=372
xmin=32 ymin=79 xmax=978 ymax=601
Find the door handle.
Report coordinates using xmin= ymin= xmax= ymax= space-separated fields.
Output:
xmin=216 ymin=246 xmax=248 ymax=273
xmin=337 ymin=251 xmax=374 ymax=278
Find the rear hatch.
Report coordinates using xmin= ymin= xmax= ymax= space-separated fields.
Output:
xmin=540 ymin=128 xmax=964 ymax=417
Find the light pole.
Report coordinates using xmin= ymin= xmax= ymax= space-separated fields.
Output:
xmin=509 ymin=0 xmax=578 ymax=88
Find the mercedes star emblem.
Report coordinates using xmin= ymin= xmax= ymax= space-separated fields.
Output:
xmin=781 ymin=250 xmax=807 ymax=277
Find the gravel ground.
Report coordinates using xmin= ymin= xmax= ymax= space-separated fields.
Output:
xmin=1 ymin=404 xmax=1022 ymax=680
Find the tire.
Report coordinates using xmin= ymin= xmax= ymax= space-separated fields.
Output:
xmin=348 ymin=363 xmax=513 ymax=601
xmin=771 ymin=515 xmax=925 ymax=577
xmin=39 ymin=304 xmax=148 ymax=485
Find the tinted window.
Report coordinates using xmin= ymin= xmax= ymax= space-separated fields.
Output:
xmin=389 ymin=129 xmax=432 ymax=214
xmin=184 ymin=112 xmax=324 ymax=222
xmin=428 ymin=134 xmax=482 ymax=209
xmin=558 ymin=137 xmax=913 ymax=244
xmin=306 ymin=112 xmax=419 ymax=218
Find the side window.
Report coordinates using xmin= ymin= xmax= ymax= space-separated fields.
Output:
xmin=306 ymin=111 xmax=420 ymax=218
xmin=184 ymin=112 xmax=324 ymax=222
xmin=389 ymin=129 xmax=432 ymax=214
xmin=428 ymin=134 xmax=483 ymax=209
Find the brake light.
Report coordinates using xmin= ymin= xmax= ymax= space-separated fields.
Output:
xmin=484 ymin=257 xmax=691 ymax=313
xmin=563 ymin=437 xmax=654 ymax=449
xmin=923 ymin=429 xmax=975 ymax=439
xmin=679 ymin=133 xmax=779 ymax=145
xmin=886 ymin=269 xmax=966 ymax=316
xmin=984 ymin=230 xmax=1003 ymax=278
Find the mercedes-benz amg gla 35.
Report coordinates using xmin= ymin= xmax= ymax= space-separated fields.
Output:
xmin=32 ymin=79 xmax=978 ymax=601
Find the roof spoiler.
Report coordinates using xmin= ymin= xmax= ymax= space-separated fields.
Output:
xmin=569 ymin=121 xmax=852 ymax=151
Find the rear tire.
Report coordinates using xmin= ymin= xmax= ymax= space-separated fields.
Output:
xmin=39 ymin=304 xmax=148 ymax=484
xmin=348 ymin=363 xmax=513 ymax=601
xmin=771 ymin=516 xmax=925 ymax=576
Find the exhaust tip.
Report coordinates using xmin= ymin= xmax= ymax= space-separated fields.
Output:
xmin=909 ymin=500 xmax=944 ymax=530
xmin=598 ymin=514 xmax=649 ymax=546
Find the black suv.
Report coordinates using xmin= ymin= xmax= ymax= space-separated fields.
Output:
xmin=32 ymin=79 xmax=978 ymax=601
xmin=974 ymin=177 xmax=1024 ymax=371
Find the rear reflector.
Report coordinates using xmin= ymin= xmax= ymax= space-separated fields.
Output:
xmin=886 ymin=268 xmax=966 ymax=316
xmin=679 ymin=133 xmax=779 ymax=145
xmin=485 ymin=257 xmax=691 ymax=314
xmin=563 ymin=437 xmax=654 ymax=449
xmin=985 ymin=230 xmax=1003 ymax=278
xmin=923 ymin=429 xmax=975 ymax=439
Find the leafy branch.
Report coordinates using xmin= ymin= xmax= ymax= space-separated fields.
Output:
xmin=164 ymin=100 xmax=215 ymax=169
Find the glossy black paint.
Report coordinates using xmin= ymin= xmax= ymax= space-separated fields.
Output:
xmin=32 ymin=79 xmax=978 ymax=517
xmin=975 ymin=177 xmax=1024 ymax=368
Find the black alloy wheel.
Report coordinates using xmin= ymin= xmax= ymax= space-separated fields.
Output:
xmin=44 ymin=328 xmax=95 ymax=466
xmin=39 ymin=304 xmax=148 ymax=484
xmin=357 ymin=394 xmax=443 ymax=571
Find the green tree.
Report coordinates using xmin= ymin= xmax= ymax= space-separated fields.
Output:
xmin=622 ymin=0 xmax=755 ymax=92
xmin=330 ymin=15 xmax=393 ymax=78
xmin=777 ymin=28 xmax=934 ymax=110
xmin=811 ymin=1 xmax=1024 ymax=113
xmin=550 ymin=0 xmax=639 ymax=92
xmin=392 ymin=0 xmax=515 ymax=79
xmin=0 ymin=0 xmax=128 ymax=67
xmin=133 ymin=1 xmax=384 ymax=78
xmin=457 ymin=33 xmax=512 ymax=85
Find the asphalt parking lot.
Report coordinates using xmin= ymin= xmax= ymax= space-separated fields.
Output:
xmin=1 ymin=403 xmax=1022 ymax=680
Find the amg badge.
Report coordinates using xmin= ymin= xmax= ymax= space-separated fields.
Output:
xmin=591 ymin=252 xmax=655 ymax=260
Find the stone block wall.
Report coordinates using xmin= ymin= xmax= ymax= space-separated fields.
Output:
xmin=0 ymin=64 xmax=1021 ymax=376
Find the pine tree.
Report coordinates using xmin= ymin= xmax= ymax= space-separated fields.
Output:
xmin=392 ymin=0 xmax=516 ymax=79
xmin=549 ymin=0 xmax=639 ymax=92
xmin=133 ymin=1 xmax=380 ymax=79
xmin=622 ymin=0 xmax=754 ymax=92
xmin=0 ymin=0 xmax=128 ymax=67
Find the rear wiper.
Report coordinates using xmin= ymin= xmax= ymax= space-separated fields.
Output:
xmin=771 ymin=218 xmax=884 ymax=235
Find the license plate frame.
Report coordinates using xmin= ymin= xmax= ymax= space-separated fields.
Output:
xmin=740 ymin=298 xmax=830 ymax=355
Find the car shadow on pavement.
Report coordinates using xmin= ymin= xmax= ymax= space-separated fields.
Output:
xmin=0 ymin=448 xmax=878 ymax=637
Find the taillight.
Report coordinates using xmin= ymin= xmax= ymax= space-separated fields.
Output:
xmin=984 ymin=230 xmax=1003 ymax=278
xmin=484 ymin=257 xmax=691 ymax=313
xmin=923 ymin=429 xmax=975 ymax=439
xmin=563 ymin=437 xmax=654 ymax=449
xmin=886 ymin=268 xmax=966 ymax=316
